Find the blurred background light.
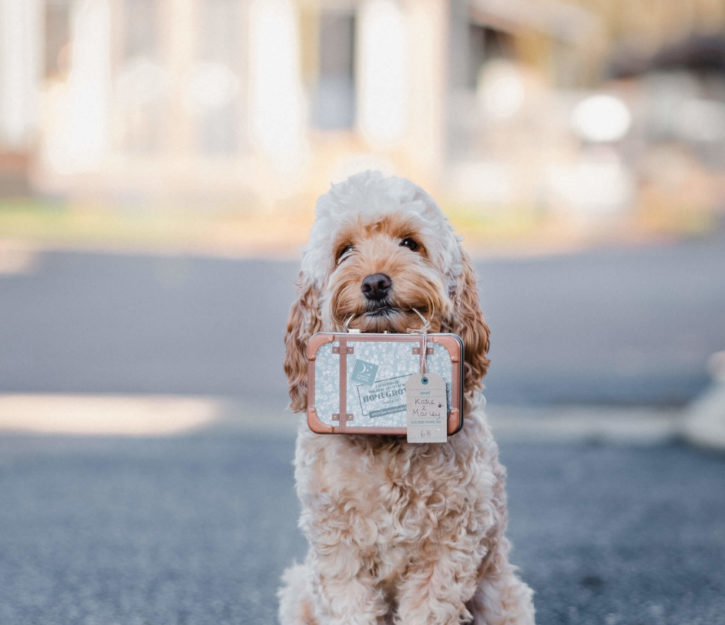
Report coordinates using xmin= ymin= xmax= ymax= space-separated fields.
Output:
xmin=186 ymin=62 xmax=240 ymax=114
xmin=677 ymin=98 xmax=725 ymax=143
xmin=115 ymin=57 xmax=166 ymax=108
xmin=571 ymin=94 xmax=632 ymax=143
xmin=478 ymin=60 xmax=525 ymax=120
xmin=546 ymin=148 xmax=634 ymax=216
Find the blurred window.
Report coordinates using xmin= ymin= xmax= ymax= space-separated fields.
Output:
xmin=44 ymin=0 xmax=71 ymax=79
xmin=194 ymin=0 xmax=244 ymax=155
xmin=123 ymin=0 xmax=157 ymax=58
xmin=467 ymin=24 xmax=515 ymax=90
xmin=116 ymin=0 xmax=162 ymax=154
xmin=312 ymin=10 xmax=356 ymax=130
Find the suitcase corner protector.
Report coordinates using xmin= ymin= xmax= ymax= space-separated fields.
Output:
xmin=307 ymin=408 xmax=335 ymax=433
xmin=307 ymin=332 xmax=335 ymax=359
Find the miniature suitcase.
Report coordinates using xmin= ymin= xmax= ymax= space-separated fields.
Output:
xmin=306 ymin=332 xmax=464 ymax=436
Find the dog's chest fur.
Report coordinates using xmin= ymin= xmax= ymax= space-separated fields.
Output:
xmin=294 ymin=411 xmax=501 ymax=588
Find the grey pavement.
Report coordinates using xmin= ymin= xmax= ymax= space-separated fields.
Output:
xmin=1 ymin=231 xmax=724 ymax=408
xmin=1 ymin=428 xmax=724 ymax=625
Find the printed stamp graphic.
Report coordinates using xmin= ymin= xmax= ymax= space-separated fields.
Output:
xmin=351 ymin=359 xmax=378 ymax=386
xmin=355 ymin=375 xmax=408 ymax=418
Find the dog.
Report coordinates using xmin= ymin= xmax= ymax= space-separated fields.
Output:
xmin=279 ymin=171 xmax=535 ymax=625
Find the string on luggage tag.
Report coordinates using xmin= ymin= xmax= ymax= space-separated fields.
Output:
xmin=410 ymin=308 xmax=430 ymax=377
xmin=406 ymin=308 xmax=448 ymax=444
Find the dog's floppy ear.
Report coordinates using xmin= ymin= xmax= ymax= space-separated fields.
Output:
xmin=445 ymin=253 xmax=490 ymax=395
xmin=284 ymin=273 xmax=322 ymax=413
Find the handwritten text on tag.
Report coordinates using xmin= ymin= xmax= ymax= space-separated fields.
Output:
xmin=406 ymin=372 xmax=447 ymax=443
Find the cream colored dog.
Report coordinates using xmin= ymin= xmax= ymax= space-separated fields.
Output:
xmin=279 ymin=171 xmax=535 ymax=625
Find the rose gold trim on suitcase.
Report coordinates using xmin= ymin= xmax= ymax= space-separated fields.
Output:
xmin=306 ymin=334 xmax=335 ymax=433
xmin=430 ymin=334 xmax=465 ymax=435
xmin=335 ymin=337 xmax=354 ymax=428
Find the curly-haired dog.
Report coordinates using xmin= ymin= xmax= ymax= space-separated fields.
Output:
xmin=279 ymin=171 xmax=535 ymax=625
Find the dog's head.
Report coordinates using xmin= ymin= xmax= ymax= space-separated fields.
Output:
xmin=284 ymin=171 xmax=490 ymax=412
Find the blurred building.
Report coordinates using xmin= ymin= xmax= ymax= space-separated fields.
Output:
xmin=1 ymin=0 xmax=724 ymax=212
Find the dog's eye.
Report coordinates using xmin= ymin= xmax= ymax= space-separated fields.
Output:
xmin=400 ymin=238 xmax=420 ymax=252
xmin=337 ymin=244 xmax=354 ymax=263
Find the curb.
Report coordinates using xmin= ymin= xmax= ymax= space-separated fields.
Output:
xmin=486 ymin=405 xmax=681 ymax=446
xmin=2 ymin=390 xmax=722 ymax=450
xmin=0 ymin=393 xmax=683 ymax=445
xmin=0 ymin=394 xmax=221 ymax=436
xmin=0 ymin=393 xmax=295 ymax=438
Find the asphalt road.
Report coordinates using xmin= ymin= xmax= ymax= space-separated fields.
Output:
xmin=1 ymin=428 xmax=724 ymax=625
xmin=0 ymin=231 xmax=724 ymax=408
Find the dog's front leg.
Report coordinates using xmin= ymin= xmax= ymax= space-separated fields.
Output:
xmin=394 ymin=545 xmax=480 ymax=625
xmin=309 ymin=547 xmax=387 ymax=625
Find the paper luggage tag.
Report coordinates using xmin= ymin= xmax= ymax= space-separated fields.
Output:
xmin=406 ymin=372 xmax=447 ymax=443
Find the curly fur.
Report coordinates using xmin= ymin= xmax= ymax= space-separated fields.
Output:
xmin=279 ymin=171 xmax=535 ymax=625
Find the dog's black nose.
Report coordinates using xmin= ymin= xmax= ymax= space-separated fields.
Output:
xmin=361 ymin=273 xmax=392 ymax=301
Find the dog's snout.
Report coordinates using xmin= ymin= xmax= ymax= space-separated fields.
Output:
xmin=361 ymin=273 xmax=392 ymax=301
